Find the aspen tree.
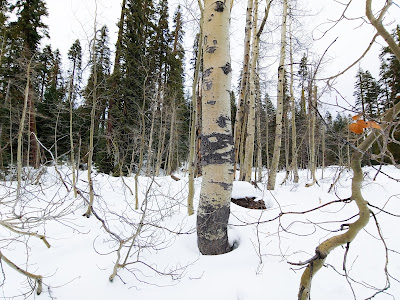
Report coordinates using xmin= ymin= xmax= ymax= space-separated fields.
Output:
xmin=67 ymin=40 xmax=81 ymax=198
xmin=242 ymin=0 xmax=273 ymax=182
xmin=188 ymin=0 xmax=204 ymax=216
xmin=233 ymin=0 xmax=253 ymax=178
xmin=305 ymin=85 xmax=317 ymax=187
xmin=289 ymin=23 xmax=299 ymax=183
xmin=267 ymin=0 xmax=288 ymax=190
xmin=297 ymin=1 xmax=400 ymax=297
xmin=13 ymin=58 xmax=33 ymax=216
xmin=197 ymin=0 xmax=234 ymax=255
xmin=242 ymin=0 xmax=258 ymax=182
xmin=83 ymin=5 xmax=98 ymax=218
xmin=135 ymin=75 xmax=148 ymax=210
xmin=166 ymin=100 xmax=176 ymax=175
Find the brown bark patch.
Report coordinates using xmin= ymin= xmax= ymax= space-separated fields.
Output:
xmin=231 ymin=197 xmax=266 ymax=209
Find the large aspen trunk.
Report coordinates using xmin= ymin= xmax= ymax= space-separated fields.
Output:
xmin=233 ymin=0 xmax=253 ymax=178
xmin=197 ymin=0 xmax=234 ymax=255
xmin=267 ymin=0 xmax=288 ymax=190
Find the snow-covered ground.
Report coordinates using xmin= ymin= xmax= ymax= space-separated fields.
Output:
xmin=1 ymin=165 xmax=400 ymax=299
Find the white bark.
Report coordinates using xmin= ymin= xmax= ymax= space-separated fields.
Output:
xmin=267 ymin=0 xmax=288 ymax=190
xmin=197 ymin=0 xmax=234 ymax=255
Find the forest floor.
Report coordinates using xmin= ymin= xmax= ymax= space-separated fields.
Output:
xmin=1 ymin=165 xmax=400 ymax=299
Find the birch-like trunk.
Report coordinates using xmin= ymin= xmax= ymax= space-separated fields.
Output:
xmin=83 ymin=9 xmax=98 ymax=218
xmin=166 ymin=100 xmax=176 ymax=175
xmin=243 ymin=0 xmax=259 ymax=182
xmin=289 ymin=26 xmax=299 ymax=183
xmin=13 ymin=58 xmax=33 ymax=216
xmin=188 ymin=1 xmax=204 ymax=216
xmin=135 ymin=75 xmax=148 ymax=210
xmin=267 ymin=0 xmax=288 ymax=190
xmin=233 ymin=0 xmax=253 ymax=178
xmin=68 ymin=60 xmax=77 ymax=198
xmin=306 ymin=85 xmax=317 ymax=187
xmin=197 ymin=0 xmax=234 ymax=255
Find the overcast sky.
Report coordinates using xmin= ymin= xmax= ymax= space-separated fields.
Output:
xmin=44 ymin=0 xmax=399 ymax=115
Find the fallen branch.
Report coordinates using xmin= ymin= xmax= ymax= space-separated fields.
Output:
xmin=0 ymin=251 xmax=43 ymax=295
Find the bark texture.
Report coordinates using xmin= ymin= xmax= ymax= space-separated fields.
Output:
xmin=267 ymin=0 xmax=288 ymax=190
xmin=197 ymin=0 xmax=234 ymax=255
xmin=233 ymin=0 xmax=253 ymax=178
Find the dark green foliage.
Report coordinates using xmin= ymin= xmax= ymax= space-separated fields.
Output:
xmin=379 ymin=25 xmax=400 ymax=109
xmin=354 ymin=68 xmax=381 ymax=118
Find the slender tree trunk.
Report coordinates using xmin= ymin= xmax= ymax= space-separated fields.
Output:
xmin=9 ymin=80 xmax=13 ymax=167
xmin=289 ymin=25 xmax=299 ymax=183
xmin=135 ymin=75 xmax=148 ymax=210
xmin=84 ymin=8 xmax=98 ymax=218
xmin=256 ymin=82 xmax=262 ymax=181
xmin=197 ymin=0 xmax=234 ymax=255
xmin=155 ymin=93 xmax=165 ymax=176
xmin=321 ymin=125 xmax=325 ymax=179
xmin=306 ymin=85 xmax=317 ymax=187
xmin=28 ymin=89 xmax=39 ymax=168
xmin=166 ymin=100 xmax=176 ymax=175
xmin=14 ymin=58 xmax=33 ymax=216
xmin=267 ymin=0 xmax=288 ymax=190
xmin=146 ymin=96 xmax=157 ymax=176
xmin=0 ymin=79 xmax=11 ymax=169
xmin=265 ymin=103 xmax=270 ymax=171
xmin=68 ymin=60 xmax=77 ymax=198
xmin=188 ymin=1 xmax=204 ymax=216
xmin=243 ymin=0 xmax=259 ymax=182
xmin=233 ymin=0 xmax=253 ymax=178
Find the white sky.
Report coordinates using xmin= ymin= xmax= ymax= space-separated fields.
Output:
xmin=44 ymin=0 xmax=399 ymax=115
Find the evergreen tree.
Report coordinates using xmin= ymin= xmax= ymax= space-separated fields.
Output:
xmin=353 ymin=68 xmax=380 ymax=118
xmin=36 ymin=47 xmax=67 ymax=160
xmin=379 ymin=25 xmax=400 ymax=108
xmin=298 ymin=53 xmax=308 ymax=116
xmin=8 ymin=0 xmax=49 ymax=167
xmin=82 ymin=25 xmax=112 ymax=173
xmin=166 ymin=4 xmax=188 ymax=171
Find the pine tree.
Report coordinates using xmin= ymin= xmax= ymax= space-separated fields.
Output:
xmin=354 ymin=68 xmax=380 ymax=118
xmin=379 ymin=25 xmax=400 ymax=108
xmin=36 ymin=47 xmax=66 ymax=160
xmin=9 ymin=0 xmax=49 ymax=168
xmin=83 ymin=25 xmax=112 ymax=173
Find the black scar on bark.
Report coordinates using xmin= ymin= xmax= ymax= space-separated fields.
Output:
xmin=220 ymin=62 xmax=232 ymax=75
xmin=203 ymin=67 xmax=213 ymax=78
xmin=214 ymin=1 xmax=225 ymax=12
xmin=213 ymin=40 xmax=217 ymax=45
xmin=216 ymin=115 xmax=229 ymax=128
xmin=201 ymin=133 xmax=234 ymax=165
xmin=206 ymin=46 xmax=217 ymax=53
xmin=197 ymin=203 xmax=231 ymax=255
xmin=204 ymin=80 xmax=213 ymax=91
xmin=207 ymin=100 xmax=216 ymax=105
xmin=210 ymin=180 xmax=231 ymax=191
